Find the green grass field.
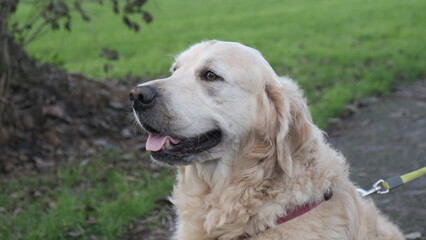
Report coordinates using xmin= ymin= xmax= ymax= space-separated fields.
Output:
xmin=3 ymin=0 xmax=426 ymax=239
xmin=0 ymin=151 xmax=174 ymax=240
xmin=15 ymin=0 xmax=426 ymax=127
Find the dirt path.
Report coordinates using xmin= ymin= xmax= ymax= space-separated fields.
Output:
xmin=328 ymin=80 xmax=426 ymax=237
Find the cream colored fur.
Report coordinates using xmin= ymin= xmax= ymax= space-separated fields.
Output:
xmin=138 ymin=40 xmax=404 ymax=240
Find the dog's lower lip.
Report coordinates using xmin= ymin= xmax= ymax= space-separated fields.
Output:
xmin=151 ymin=129 xmax=222 ymax=164
xmin=160 ymin=129 xmax=221 ymax=154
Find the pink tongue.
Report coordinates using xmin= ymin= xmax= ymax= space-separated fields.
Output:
xmin=146 ymin=134 xmax=181 ymax=152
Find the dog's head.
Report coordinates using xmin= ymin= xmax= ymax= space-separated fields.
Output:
xmin=130 ymin=40 xmax=313 ymax=174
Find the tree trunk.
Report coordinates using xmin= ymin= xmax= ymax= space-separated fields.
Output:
xmin=0 ymin=1 xmax=35 ymax=124
xmin=0 ymin=3 xmax=10 ymax=121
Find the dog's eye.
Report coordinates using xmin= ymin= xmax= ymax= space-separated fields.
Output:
xmin=204 ymin=71 xmax=219 ymax=81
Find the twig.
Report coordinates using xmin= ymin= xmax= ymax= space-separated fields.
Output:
xmin=21 ymin=21 xmax=48 ymax=47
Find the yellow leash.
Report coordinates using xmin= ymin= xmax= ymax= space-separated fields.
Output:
xmin=400 ymin=167 xmax=426 ymax=185
xmin=357 ymin=167 xmax=426 ymax=197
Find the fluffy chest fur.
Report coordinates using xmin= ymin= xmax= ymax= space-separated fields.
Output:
xmin=171 ymin=141 xmax=351 ymax=240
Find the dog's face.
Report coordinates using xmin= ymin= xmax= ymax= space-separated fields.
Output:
xmin=131 ymin=40 xmax=289 ymax=166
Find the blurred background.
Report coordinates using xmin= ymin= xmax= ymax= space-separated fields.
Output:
xmin=0 ymin=0 xmax=425 ymax=239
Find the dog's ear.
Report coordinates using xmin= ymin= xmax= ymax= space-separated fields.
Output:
xmin=265 ymin=77 xmax=314 ymax=176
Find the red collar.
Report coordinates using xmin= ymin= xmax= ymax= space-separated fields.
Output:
xmin=275 ymin=200 xmax=324 ymax=225
xmin=276 ymin=191 xmax=333 ymax=225
xmin=235 ymin=192 xmax=334 ymax=239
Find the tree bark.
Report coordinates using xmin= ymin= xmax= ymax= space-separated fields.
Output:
xmin=0 ymin=1 xmax=36 ymax=124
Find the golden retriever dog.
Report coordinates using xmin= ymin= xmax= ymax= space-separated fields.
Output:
xmin=130 ymin=40 xmax=404 ymax=240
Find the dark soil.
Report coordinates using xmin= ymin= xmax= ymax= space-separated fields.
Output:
xmin=0 ymin=63 xmax=148 ymax=176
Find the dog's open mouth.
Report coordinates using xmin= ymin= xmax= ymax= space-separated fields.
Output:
xmin=145 ymin=128 xmax=222 ymax=164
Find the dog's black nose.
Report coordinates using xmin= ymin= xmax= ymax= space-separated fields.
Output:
xmin=130 ymin=86 xmax=157 ymax=111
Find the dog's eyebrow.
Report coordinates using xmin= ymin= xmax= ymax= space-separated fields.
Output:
xmin=197 ymin=58 xmax=217 ymax=72
xmin=203 ymin=58 xmax=215 ymax=65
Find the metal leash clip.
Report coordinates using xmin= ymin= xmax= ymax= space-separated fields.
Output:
xmin=357 ymin=167 xmax=426 ymax=198
xmin=357 ymin=179 xmax=389 ymax=197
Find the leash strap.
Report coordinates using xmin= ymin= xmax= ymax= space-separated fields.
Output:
xmin=382 ymin=167 xmax=426 ymax=191
xmin=358 ymin=167 xmax=426 ymax=197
